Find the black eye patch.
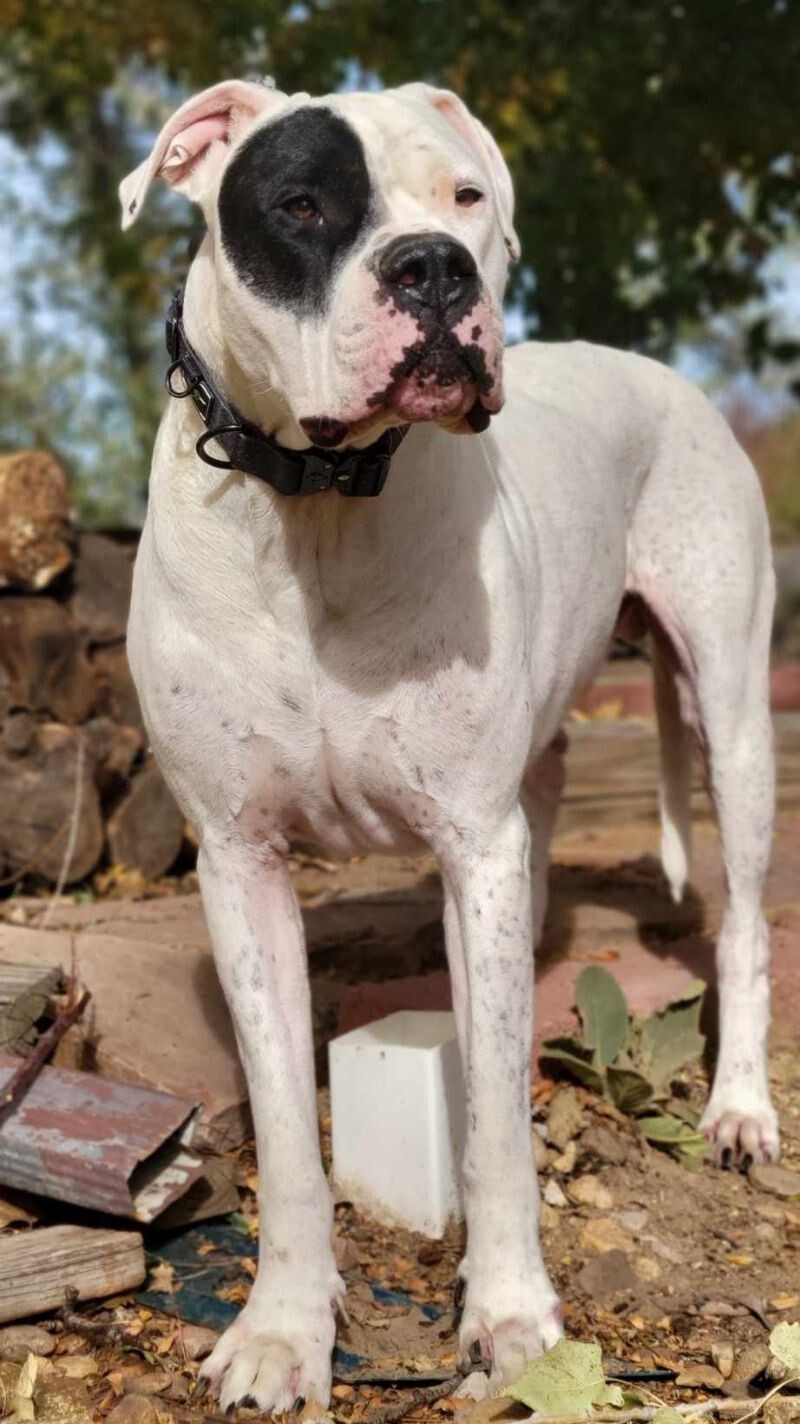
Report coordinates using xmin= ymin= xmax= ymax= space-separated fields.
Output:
xmin=218 ymin=107 xmax=375 ymax=318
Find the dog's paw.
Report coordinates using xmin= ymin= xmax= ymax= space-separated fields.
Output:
xmin=700 ymin=1092 xmax=779 ymax=1169
xmin=199 ymin=1297 xmax=336 ymax=1413
xmin=459 ymin=1294 xmax=563 ymax=1386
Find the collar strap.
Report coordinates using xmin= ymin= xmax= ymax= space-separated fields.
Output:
xmin=165 ymin=288 xmax=407 ymax=497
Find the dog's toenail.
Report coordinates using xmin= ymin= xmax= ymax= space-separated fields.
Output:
xmin=720 ymin=1147 xmax=733 ymax=1169
xmin=293 ymin=1397 xmax=306 ymax=1413
xmin=740 ymin=1153 xmax=753 ymax=1173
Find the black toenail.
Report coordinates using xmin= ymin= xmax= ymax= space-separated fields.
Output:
xmin=293 ymin=1396 xmax=306 ymax=1413
xmin=454 ymin=1277 xmax=466 ymax=1312
xmin=740 ymin=1153 xmax=753 ymax=1173
xmin=720 ymin=1147 xmax=733 ymax=1169
xmin=240 ymin=1395 xmax=258 ymax=1410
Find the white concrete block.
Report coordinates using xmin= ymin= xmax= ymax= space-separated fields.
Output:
xmin=329 ymin=1010 xmax=466 ymax=1237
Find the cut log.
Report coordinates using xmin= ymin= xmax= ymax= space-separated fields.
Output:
xmin=83 ymin=716 xmax=143 ymax=800
xmin=0 ymin=726 xmax=104 ymax=883
xmin=0 ymin=1225 xmax=145 ymax=1323
xmin=0 ymin=962 xmax=63 ymax=1055
xmin=0 ymin=451 xmax=74 ymax=592
xmin=69 ymin=532 xmax=134 ymax=646
xmin=92 ymin=643 xmax=145 ymax=734
xmin=0 ymin=598 xmax=96 ymax=723
xmin=107 ymin=756 xmax=184 ymax=879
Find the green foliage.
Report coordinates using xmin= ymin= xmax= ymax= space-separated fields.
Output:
xmin=575 ymin=964 xmax=629 ymax=1067
xmin=504 ymin=1338 xmax=624 ymax=1415
xmin=541 ymin=966 xmax=708 ymax=1167
xmin=2 ymin=0 xmax=799 ymax=519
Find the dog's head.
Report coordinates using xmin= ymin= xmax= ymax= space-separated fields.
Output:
xmin=121 ymin=80 xmax=519 ymax=447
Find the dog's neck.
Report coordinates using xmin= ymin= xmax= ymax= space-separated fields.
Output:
xmin=183 ymin=246 xmax=311 ymax=453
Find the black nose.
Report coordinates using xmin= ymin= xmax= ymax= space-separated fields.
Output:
xmin=377 ymin=233 xmax=479 ymax=319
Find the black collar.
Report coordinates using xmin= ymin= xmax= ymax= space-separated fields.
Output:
xmin=164 ymin=288 xmax=408 ymax=497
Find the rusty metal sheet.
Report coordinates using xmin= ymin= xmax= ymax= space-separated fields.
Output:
xmin=0 ymin=1053 xmax=203 ymax=1222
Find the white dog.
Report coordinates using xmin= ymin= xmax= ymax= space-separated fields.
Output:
xmin=120 ymin=77 xmax=778 ymax=1413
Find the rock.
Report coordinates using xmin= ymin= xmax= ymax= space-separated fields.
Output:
xmin=567 ymin=1174 xmax=614 ymax=1209
xmin=711 ymin=1340 xmax=735 ymax=1379
xmin=580 ymin=1122 xmax=629 ymax=1166
xmin=0 ymin=725 xmax=104 ymax=883
xmin=545 ymin=1086 xmax=584 ymax=1151
xmin=731 ymin=1342 xmax=771 ymax=1383
xmin=544 ymin=1179 xmax=568 ymax=1208
xmin=0 ymin=597 xmax=95 ymax=723
xmin=0 ymin=451 xmax=74 ymax=591
xmin=646 ymin=1234 xmax=685 ymax=1264
xmin=108 ymin=756 xmax=185 ymax=879
xmin=70 ymin=533 xmax=134 ymax=646
xmin=676 ymin=1365 xmax=725 ymax=1390
xmin=56 ymin=1354 xmax=99 ymax=1377
xmin=176 ymin=1324 xmax=219 ymax=1362
xmin=616 ymin=1207 xmax=648 ymax=1232
xmin=552 ymin=1140 xmax=578 ymax=1174
xmin=700 ymin=1300 xmax=749 ymax=1318
xmin=123 ymin=1371 xmax=172 ymax=1396
xmin=0 ymin=1324 xmax=55 ymax=1361
xmin=634 ymin=1255 xmax=661 ymax=1282
xmin=579 ymin=1217 xmax=633 ymax=1255
xmin=92 ymin=643 xmax=145 ymax=734
xmin=577 ymin=1248 xmax=637 ymax=1298
xmin=107 ymin=1397 xmax=160 ymax=1424
xmin=540 ymin=1202 xmax=560 ymax=1231
xmin=749 ymin=1163 xmax=800 ymax=1199
xmin=722 ymin=1380 xmax=757 ymax=1399
xmin=532 ymin=1130 xmax=550 ymax=1173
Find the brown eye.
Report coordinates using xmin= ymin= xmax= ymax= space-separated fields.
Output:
xmin=283 ymin=194 xmax=319 ymax=220
xmin=456 ymin=186 xmax=484 ymax=207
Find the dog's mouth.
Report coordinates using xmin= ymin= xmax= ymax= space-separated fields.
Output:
xmin=299 ymin=337 xmax=501 ymax=449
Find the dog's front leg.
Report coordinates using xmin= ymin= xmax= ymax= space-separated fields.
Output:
xmin=442 ymin=807 xmax=562 ymax=1385
xmin=197 ymin=839 xmax=342 ymax=1413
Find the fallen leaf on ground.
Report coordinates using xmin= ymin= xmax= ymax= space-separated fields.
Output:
xmin=504 ymin=1338 xmax=624 ymax=1415
xmin=770 ymin=1322 xmax=800 ymax=1372
xmin=147 ymin=1261 xmax=176 ymax=1294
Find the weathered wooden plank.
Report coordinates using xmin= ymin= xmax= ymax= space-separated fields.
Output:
xmin=0 ymin=1225 xmax=144 ymax=1323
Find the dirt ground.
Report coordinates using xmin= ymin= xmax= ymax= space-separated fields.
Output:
xmin=1 ymin=712 xmax=798 ymax=1424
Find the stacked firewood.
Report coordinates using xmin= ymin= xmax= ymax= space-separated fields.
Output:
xmin=0 ymin=451 xmax=186 ymax=886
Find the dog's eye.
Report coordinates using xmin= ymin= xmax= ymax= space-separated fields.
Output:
xmin=455 ymin=186 xmax=484 ymax=207
xmin=283 ymin=194 xmax=319 ymax=221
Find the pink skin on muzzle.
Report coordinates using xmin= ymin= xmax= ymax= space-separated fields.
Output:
xmin=308 ymin=273 xmax=506 ymax=444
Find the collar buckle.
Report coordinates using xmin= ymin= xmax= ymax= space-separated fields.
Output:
xmin=298 ymin=453 xmax=337 ymax=495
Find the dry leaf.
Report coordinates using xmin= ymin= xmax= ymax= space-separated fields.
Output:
xmin=147 ymin=1262 xmax=177 ymax=1294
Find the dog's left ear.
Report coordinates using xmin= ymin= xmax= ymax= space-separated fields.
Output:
xmin=119 ymin=78 xmax=288 ymax=230
xmin=399 ymin=83 xmax=520 ymax=262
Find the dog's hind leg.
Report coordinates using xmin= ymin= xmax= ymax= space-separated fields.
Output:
xmin=196 ymin=839 xmax=342 ymax=1413
xmin=629 ymin=391 xmax=779 ymax=1166
xmin=522 ymin=729 xmax=568 ymax=946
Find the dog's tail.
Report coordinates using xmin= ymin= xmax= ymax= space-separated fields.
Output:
xmin=652 ymin=639 xmax=693 ymax=904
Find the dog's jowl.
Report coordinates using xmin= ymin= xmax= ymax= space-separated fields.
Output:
xmin=120 ymin=76 xmax=779 ymax=1413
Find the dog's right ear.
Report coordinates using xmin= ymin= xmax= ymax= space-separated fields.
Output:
xmin=119 ymin=79 xmax=288 ymax=230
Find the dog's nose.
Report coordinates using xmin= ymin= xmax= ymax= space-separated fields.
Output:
xmin=378 ymin=233 xmax=478 ymax=319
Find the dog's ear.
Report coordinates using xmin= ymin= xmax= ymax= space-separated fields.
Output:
xmin=398 ymin=84 xmax=520 ymax=262
xmin=119 ymin=79 xmax=288 ymax=230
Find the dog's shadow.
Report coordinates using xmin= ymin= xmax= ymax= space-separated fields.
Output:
xmin=190 ymin=850 xmax=722 ymax=1084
